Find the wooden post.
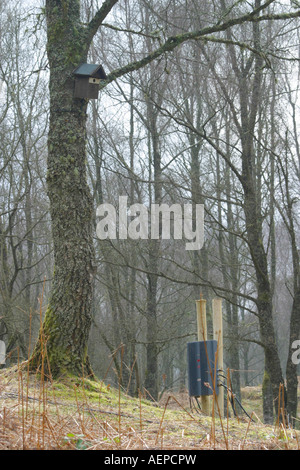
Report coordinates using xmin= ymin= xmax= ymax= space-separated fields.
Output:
xmin=213 ymin=298 xmax=224 ymax=418
xmin=195 ymin=295 xmax=210 ymax=415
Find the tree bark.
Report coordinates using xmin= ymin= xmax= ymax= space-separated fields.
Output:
xmin=30 ymin=0 xmax=96 ymax=377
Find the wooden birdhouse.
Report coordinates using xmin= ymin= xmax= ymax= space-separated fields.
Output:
xmin=73 ymin=63 xmax=107 ymax=99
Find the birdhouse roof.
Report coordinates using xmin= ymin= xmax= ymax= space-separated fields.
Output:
xmin=73 ymin=63 xmax=107 ymax=79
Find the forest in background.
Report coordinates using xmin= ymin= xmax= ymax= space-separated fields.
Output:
xmin=0 ymin=0 xmax=300 ymax=426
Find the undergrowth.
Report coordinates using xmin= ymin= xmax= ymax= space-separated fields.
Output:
xmin=0 ymin=364 xmax=299 ymax=450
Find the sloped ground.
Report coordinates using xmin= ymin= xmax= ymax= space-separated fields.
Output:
xmin=0 ymin=366 xmax=299 ymax=450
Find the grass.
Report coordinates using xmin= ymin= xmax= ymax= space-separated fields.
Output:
xmin=0 ymin=364 xmax=299 ymax=450
xmin=241 ymin=386 xmax=264 ymax=420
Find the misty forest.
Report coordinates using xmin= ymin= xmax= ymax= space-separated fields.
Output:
xmin=1 ymin=0 xmax=300 ymax=447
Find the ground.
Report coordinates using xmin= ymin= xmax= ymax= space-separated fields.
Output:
xmin=0 ymin=366 xmax=299 ymax=450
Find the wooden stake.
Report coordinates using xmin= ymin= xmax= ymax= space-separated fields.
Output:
xmin=213 ymin=298 xmax=224 ymax=418
xmin=196 ymin=296 xmax=207 ymax=342
xmin=195 ymin=297 xmax=210 ymax=415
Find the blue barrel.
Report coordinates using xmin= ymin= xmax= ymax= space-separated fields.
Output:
xmin=187 ymin=340 xmax=218 ymax=397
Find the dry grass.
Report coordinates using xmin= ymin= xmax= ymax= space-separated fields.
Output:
xmin=0 ymin=365 xmax=299 ymax=451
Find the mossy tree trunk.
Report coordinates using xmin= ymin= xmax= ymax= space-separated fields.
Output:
xmin=30 ymin=0 xmax=117 ymax=378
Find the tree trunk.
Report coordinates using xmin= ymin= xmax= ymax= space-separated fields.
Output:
xmin=30 ymin=0 xmax=96 ymax=378
xmin=143 ymin=42 xmax=164 ymax=398
xmin=239 ymin=9 xmax=285 ymax=420
xmin=145 ymin=253 xmax=159 ymax=400
xmin=262 ymin=370 xmax=273 ymax=424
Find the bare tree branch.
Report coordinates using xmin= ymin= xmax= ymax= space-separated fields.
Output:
xmin=101 ymin=2 xmax=300 ymax=88
xmin=85 ymin=0 xmax=119 ymax=46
